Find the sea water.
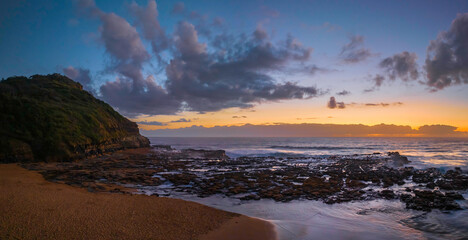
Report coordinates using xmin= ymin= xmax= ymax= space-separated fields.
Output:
xmin=148 ymin=137 xmax=468 ymax=240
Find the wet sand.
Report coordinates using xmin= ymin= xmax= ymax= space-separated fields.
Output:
xmin=0 ymin=164 xmax=276 ymax=240
xmin=200 ymin=216 xmax=278 ymax=240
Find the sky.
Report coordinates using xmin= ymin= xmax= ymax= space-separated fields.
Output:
xmin=1 ymin=0 xmax=468 ymax=137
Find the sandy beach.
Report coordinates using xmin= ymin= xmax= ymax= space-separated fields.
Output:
xmin=0 ymin=164 xmax=276 ymax=240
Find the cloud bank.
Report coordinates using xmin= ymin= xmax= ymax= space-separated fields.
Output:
xmin=327 ymin=96 xmax=403 ymax=109
xmin=73 ymin=0 xmax=322 ymax=117
xmin=142 ymin=123 xmax=467 ymax=137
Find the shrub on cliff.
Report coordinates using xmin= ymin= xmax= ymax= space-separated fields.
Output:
xmin=0 ymin=74 xmax=149 ymax=162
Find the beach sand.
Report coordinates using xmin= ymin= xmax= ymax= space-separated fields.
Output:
xmin=0 ymin=164 xmax=276 ymax=240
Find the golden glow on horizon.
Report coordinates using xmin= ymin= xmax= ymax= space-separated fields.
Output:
xmin=134 ymin=98 xmax=468 ymax=132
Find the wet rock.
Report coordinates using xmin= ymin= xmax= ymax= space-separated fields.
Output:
xmin=413 ymin=169 xmax=437 ymax=183
xmin=379 ymin=190 xmax=396 ymax=199
xmin=426 ymin=182 xmax=436 ymax=189
xmin=387 ymin=152 xmax=410 ymax=166
xmin=402 ymin=190 xmax=462 ymax=211
xmin=445 ymin=192 xmax=465 ymax=200
xmin=346 ymin=179 xmax=367 ymax=189
xmin=23 ymin=148 xmax=468 ymax=212
xmin=228 ymin=185 xmax=248 ymax=195
xmin=181 ymin=149 xmax=228 ymax=160
xmin=303 ymin=176 xmax=341 ymax=198
xmin=436 ymin=169 xmax=468 ymax=190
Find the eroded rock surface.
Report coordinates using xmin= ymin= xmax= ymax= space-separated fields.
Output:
xmin=24 ymin=148 xmax=468 ymax=212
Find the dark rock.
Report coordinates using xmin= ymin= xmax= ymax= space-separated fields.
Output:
xmin=24 ymin=147 xmax=468 ymax=212
xmin=346 ymin=179 xmax=367 ymax=189
xmin=426 ymin=182 xmax=436 ymax=189
xmin=445 ymin=192 xmax=465 ymax=200
xmin=387 ymin=152 xmax=410 ymax=166
xmin=180 ymin=149 xmax=228 ymax=160
xmin=403 ymin=190 xmax=462 ymax=211
xmin=379 ymin=190 xmax=396 ymax=199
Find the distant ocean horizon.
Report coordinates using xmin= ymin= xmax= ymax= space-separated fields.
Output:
xmin=141 ymin=123 xmax=468 ymax=138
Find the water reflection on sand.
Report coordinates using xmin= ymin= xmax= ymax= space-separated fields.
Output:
xmin=170 ymin=193 xmax=468 ymax=240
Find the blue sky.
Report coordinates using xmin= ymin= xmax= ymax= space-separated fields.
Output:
xmin=1 ymin=0 xmax=467 ymax=131
xmin=2 ymin=0 xmax=466 ymax=79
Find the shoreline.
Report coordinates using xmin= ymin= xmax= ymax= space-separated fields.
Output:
xmin=0 ymin=164 xmax=277 ymax=240
xmin=24 ymin=147 xmax=467 ymax=212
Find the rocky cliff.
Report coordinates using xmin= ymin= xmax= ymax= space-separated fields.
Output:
xmin=0 ymin=74 xmax=150 ymax=162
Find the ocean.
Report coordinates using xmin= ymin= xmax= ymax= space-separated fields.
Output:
xmin=147 ymin=137 xmax=468 ymax=240
xmin=149 ymin=137 xmax=468 ymax=170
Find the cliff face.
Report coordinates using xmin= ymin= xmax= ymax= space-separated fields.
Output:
xmin=0 ymin=74 xmax=150 ymax=162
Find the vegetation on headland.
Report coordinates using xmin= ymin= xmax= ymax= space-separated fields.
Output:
xmin=0 ymin=74 xmax=148 ymax=162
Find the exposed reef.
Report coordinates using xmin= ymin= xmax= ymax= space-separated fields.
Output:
xmin=24 ymin=148 xmax=468 ymax=212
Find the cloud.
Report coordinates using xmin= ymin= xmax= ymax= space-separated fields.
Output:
xmin=364 ymin=102 xmax=402 ymax=107
xmin=172 ymin=21 xmax=206 ymax=57
xmin=62 ymin=66 xmax=95 ymax=94
xmin=172 ymin=2 xmax=185 ymax=14
xmin=186 ymin=10 xmax=214 ymax=37
xmin=340 ymin=35 xmax=374 ymax=63
xmin=172 ymin=3 xmax=224 ymax=38
xmin=373 ymin=74 xmax=385 ymax=87
xmin=99 ymin=13 xmax=149 ymax=64
xmin=100 ymin=76 xmax=181 ymax=116
xmin=363 ymin=74 xmax=385 ymax=92
xmin=141 ymin=123 xmax=468 ymax=137
xmin=171 ymin=118 xmax=191 ymax=123
xmin=136 ymin=120 xmax=167 ymax=126
xmin=137 ymin=118 xmax=193 ymax=125
xmin=379 ymin=51 xmax=419 ymax=82
xmin=327 ymin=96 xmax=345 ymax=109
xmin=417 ymin=124 xmax=459 ymax=135
xmin=321 ymin=22 xmax=341 ymax=32
xmin=327 ymin=98 xmax=403 ymax=108
xmin=336 ymin=90 xmax=351 ymax=96
xmin=165 ymin=21 xmax=321 ymax=113
xmin=363 ymin=88 xmax=375 ymax=93
xmin=232 ymin=116 xmax=247 ymax=118
xmin=129 ymin=0 xmax=169 ymax=57
xmin=368 ymin=52 xmax=419 ymax=89
xmin=212 ymin=17 xmax=224 ymax=27
xmin=253 ymin=24 xmax=268 ymax=41
xmin=76 ymin=0 xmax=180 ymax=116
xmin=75 ymin=0 xmax=322 ymax=117
xmin=304 ymin=64 xmax=333 ymax=75
xmin=424 ymin=13 xmax=468 ymax=90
